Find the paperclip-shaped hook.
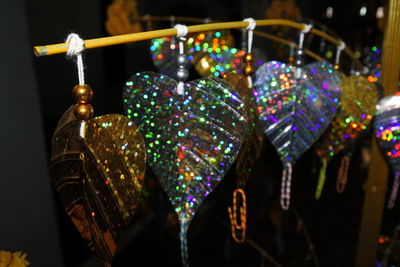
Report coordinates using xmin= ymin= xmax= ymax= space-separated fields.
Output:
xmin=227 ymin=188 xmax=247 ymax=243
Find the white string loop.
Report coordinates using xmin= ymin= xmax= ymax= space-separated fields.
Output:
xmin=335 ymin=41 xmax=346 ymax=65
xmin=243 ymin=18 xmax=256 ymax=53
xmin=174 ymin=24 xmax=188 ymax=54
xmin=66 ymin=33 xmax=85 ymax=85
xmin=298 ymin=23 xmax=312 ymax=49
xmin=174 ymin=24 xmax=188 ymax=39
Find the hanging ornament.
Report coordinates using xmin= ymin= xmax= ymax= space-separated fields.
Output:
xmin=254 ymin=25 xmax=341 ymax=209
xmin=315 ymin=74 xmax=378 ymax=196
xmin=50 ymin=34 xmax=146 ymax=267
xmin=124 ymin=25 xmax=247 ymax=266
xmin=375 ymin=93 xmax=400 ymax=208
xmin=225 ymin=18 xmax=264 ymax=243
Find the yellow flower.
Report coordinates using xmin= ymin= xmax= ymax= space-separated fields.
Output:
xmin=0 ymin=251 xmax=30 ymax=267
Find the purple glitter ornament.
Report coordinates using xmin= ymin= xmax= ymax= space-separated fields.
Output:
xmin=253 ymin=61 xmax=341 ymax=209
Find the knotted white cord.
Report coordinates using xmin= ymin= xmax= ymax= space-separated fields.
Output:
xmin=66 ymin=33 xmax=85 ymax=85
xmin=335 ymin=41 xmax=346 ymax=65
xmin=243 ymin=18 xmax=256 ymax=53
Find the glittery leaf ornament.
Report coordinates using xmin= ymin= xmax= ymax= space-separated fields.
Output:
xmin=224 ymin=73 xmax=264 ymax=188
xmin=315 ymin=74 xmax=378 ymax=197
xmin=253 ymin=61 xmax=341 ymax=209
xmin=375 ymin=93 xmax=400 ymax=208
xmin=50 ymin=107 xmax=146 ymax=267
xmin=123 ymin=72 xmax=247 ymax=266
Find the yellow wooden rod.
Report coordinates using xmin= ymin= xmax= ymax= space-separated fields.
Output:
xmin=33 ymin=18 xmax=359 ymax=67
xmin=139 ymin=16 xmax=362 ymax=67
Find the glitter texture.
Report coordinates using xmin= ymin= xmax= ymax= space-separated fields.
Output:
xmin=375 ymin=94 xmax=400 ymax=171
xmin=253 ymin=61 xmax=341 ymax=164
xmin=150 ymin=31 xmax=248 ymax=78
xmin=123 ymin=72 xmax=247 ymax=265
xmin=224 ymin=73 xmax=264 ymax=188
xmin=50 ymin=106 xmax=146 ymax=266
xmin=316 ymin=74 xmax=378 ymax=160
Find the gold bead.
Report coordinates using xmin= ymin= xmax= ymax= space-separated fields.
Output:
xmin=72 ymin=84 xmax=93 ymax=104
xmin=74 ymin=103 xmax=94 ymax=121
xmin=243 ymin=64 xmax=255 ymax=76
xmin=334 ymin=64 xmax=340 ymax=70
xmin=244 ymin=53 xmax=255 ymax=64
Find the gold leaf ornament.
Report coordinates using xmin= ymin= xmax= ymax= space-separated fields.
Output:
xmin=50 ymin=106 xmax=146 ymax=266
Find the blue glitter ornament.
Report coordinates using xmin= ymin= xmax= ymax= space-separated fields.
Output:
xmin=253 ymin=61 xmax=341 ymax=209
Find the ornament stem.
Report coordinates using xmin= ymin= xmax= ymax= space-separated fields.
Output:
xmin=315 ymin=158 xmax=328 ymax=199
xmin=179 ymin=213 xmax=190 ymax=267
xmin=281 ymin=163 xmax=292 ymax=210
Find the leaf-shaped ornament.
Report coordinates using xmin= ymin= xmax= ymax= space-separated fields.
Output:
xmin=375 ymin=94 xmax=400 ymax=208
xmin=314 ymin=74 xmax=378 ymax=197
xmin=50 ymin=107 xmax=146 ymax=266
xmin=253 ymin=61 xmax=341 ymax=209
xmin=123 ymin=72 xmax=247 ymax=266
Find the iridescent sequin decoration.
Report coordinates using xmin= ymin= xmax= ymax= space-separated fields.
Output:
xmin=253 ymin=61 xmax=341 ymax=208
xmin=316 ymin=75 xmax=377 ymax=159
xmin=375 ymin=94 xmax=400 ymax=208
xmin=314 ymin=74 xmax=378 ymax=198
xmin=123 ymin=72 xmax=247 ymax=266
xmin=50 ymin=107 xmax=146 ymax=267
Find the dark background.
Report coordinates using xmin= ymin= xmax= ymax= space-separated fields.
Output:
xmin=1 ymin=0 xmax=395 ymax=266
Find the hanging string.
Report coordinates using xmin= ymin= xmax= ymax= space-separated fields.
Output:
xmin=298 ymin=24 xmax=312 ymax=50
xmin=335 ymin=41 xmax=346 ymax=67
xmin=295 ymin=24 xmax=312 ymax=78
xmin=66 ymin=33 xmax=85 ymax=85
xmin=174 ymin=24 xmax=188 ymax=95
xmin=243 ymin=18 xmax=256 ymax=53
xmin=336 ymin=155 xmax=350 ymax=193
xmin=388 ymin=172 xmax=400 ymax=209
xmin=179 ymin=213 xmax=190 ymax=267
xmin=227 ymin=189 xmax=247 ymax=243
xmin=281 ymin=163 xmax=293 ymax=210
xmin=315 ymin=158 xmax=328 ymax=199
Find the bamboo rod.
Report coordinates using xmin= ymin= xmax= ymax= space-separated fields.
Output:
xmin=33 ymin=19 xmax=360 ymax=67
xmin=355 ymin=0 xmax=400 ymax=266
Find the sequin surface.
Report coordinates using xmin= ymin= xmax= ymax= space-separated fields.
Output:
xmin=375 ymin=94 xmax=400 ymax=172
xmin=316 ymin=74 xmax=378 ymax=159
xmin=50 ymin=107 xmax=146 ymax=266
xmin=253 ymin=61 xmax=341 ymax=164
xmin=123 ymin=72 xmax=247 ymax=220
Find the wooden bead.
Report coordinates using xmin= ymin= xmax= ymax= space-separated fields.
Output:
xmin=72 ymin=84 xmax=93 ymax=104
xmin=243 ymin=64 xmax=255 ymax=76
xmin=244 ymin=53 xmax=255 ymax=64
xmin=74 ymin=103 xmax=94 ymax=121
